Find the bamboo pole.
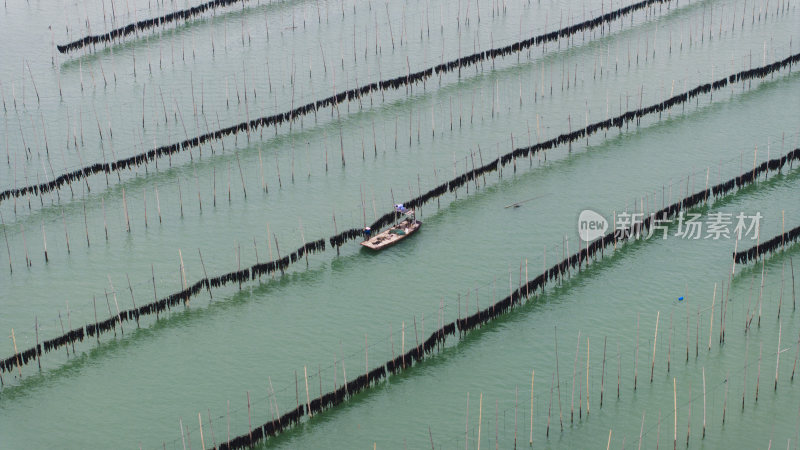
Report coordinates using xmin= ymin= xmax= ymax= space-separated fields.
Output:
xmin=151 ymin=265 xmax=159 ymax=319
xmin=651 ymin=311 xmax=660 ymax=382
xmin=57 ymin=311 xmax=69 ymax=357
xmin=236 ymin=242 xmax=241 ymax=290
xmin=179 ymin=249 xmax=187 ymax=294
xmin=466 ymin=392 xmax=470 ymax=450
xmin=687 ymin=380 xmax=692 ymax=446
xmin=122 ymin=187 xmax=130 ymax=232
xmin=756 ymin=343 xmax=762 ymax=402
xmin=304 ymin=365 xmax=312 ymax=417
xmin=478 ymin=393 xmax=483 ymax=450
xmin=743 ymin=335 xmax=749 ymax=408
xmin=155 ymin=184 xmax=162 ymax=223
xmin=180 ymin=418 xmax=186 ymax=450
xmin=0 ymin=212 xmax=12 ymax=273
xmin=668 ymin=312 xmax=672 ymax=372
xmin=696 ymin=307 xmax=700 ymax=357
xmin=92 ymin=296 xmax=99 ymax=343
xmin=793 ymin=330 xmax=800 ymax=381
xmin=514 ymin=384 xmax=518 ymax=449
xmin=529 ymin=370 xmax=534 ymax=444
xmin=776 ymin=321 xmax=782 ymax=390
xmin=235 ymin=153 xmax=247 ymax=198
xmin=10 ymin=328 xmax=22 ymax=377
xmin=709 ymin=283 xmax=716 ymax=350
xmin=601 ymin=337 xmax=607 ymax=408
xmin=495 ymin=400 xmax=499 ymax=450
xmin=198 ymin=413 xmax=205 ymax=450
xmin=657 ymin=410 xmax=661 ymax=449
xmin=758 ymin=259 xmax=766 ymax=327
xmin=722 ymin=370 xmax=729 ymax=425
xmin=702 ymin=367 xmax=707 ymax=438
xmin=268 ymin=377 xmax=278 ymax=429
xmin=791 ymin=258 xmax=796 ymax=311
xmin=555 ymin=327 xmax=563 ymax=431
xmin=273 ymin=235 xmax=282 ymax=276
xmin=20 ymin=224 xmax=30 ymax=267
xmin=402 ymin=321 xmax=405 ymax=369
xmin=177 ymin=179 xmax=184 ymax=217
xmin=40 ymin=222 xmax=48 ymax=263
xmin=635 ymin=313 xmax=640 ymax=390
xmin=207 ymin=408 xmax=216 ymax=450
xmin=586 ymin=337 xmax=590 ymax=415
xmin=674 ymin=378 xmax=677 ymax=450
xmin=547 ymin=372 xmax=553 ymax=438
xmin=108 ymin=277 xmax=124 ymax=335
xmin=414 ymin=315 xmax=420 ymax=358
xmin=126 ymin=274 xmax=139 ymax=327
xmin=198 ymin=249 xmax=212 ymax=299
xmin=34 ymin=316 xmax=41 ymax=370
xmin=571 ymin=331 xmax=581 ymax=424
xmin=634 ymin=412 xmax=645 ymax=450
xmin=101 ymin=197 xmax=109 ymax=241
xmin=617 ymin=344 xmax=621 ymax=398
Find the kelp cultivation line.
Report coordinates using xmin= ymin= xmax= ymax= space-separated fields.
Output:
xmin=0 ymin=236 xmax=328 ymax=375
xmin=447 ymin=300 xmax=795 ymax=450
xmin=9 ymin=0 xmax=683 ymax=204
xmin=182 ymin=260 xmax=792 ymax=449
xmin=341 ymin=52 xmax=800 ymax=246
xmin=733 ymin=223 xmax=800 ymax=264
xmin=57 ymin=0 xmax=675 ymax=54
xmin=57 ymin=0 xmax=270 ymax=54
xmin=1 ymin=138 xmax=796 ymax=380
xmin=183 ymin=274 xmax=785 ymax=450
xmin=6 ymin=41 xmax=797 ymax=212
xmin=198 ymin=148 xmax=800 ymax=450
xmin=2 ymin=50 xmax=798 ymax=374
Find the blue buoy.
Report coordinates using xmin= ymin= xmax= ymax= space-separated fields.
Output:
xmin=678 ymin=296 xmax=684 ymax=301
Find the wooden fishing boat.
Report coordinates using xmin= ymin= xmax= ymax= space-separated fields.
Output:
xmin=360 ymin=208 xmax=421 ymax=250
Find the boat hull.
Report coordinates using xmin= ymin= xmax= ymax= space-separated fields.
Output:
xmin=360 ymin=220 xmax=422 ymax=250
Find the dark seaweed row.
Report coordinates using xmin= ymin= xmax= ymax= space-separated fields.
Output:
xmin=64 ymin=0 xmax=676 ymax=54
xmin=217 ymin=323 xmax=457 ymax=450
xmin=733 ymin=223 xmax=800 ymax=264
xmin=58 ymin=0 xmax=668 ymax=54
xmin=212 ymin=148 xmax=800 ymax=450
xmin=0 ymin=238 xmax=325 ymax=374
xmin=456 ymin=152 xmax=800 ymax=335
xmin=3 ymin=53 xmax=798 ymax=373
xmin=11 ymin=0 xmax=681 ymax=205
xmin=42 ymin=327 xmax=84 ymax=353
xmin=57 ymin=0 xmax=253 ymax=53
xmin=354 ymin=54 xmax=800 ymax=240
xmin=3 ymin=46 xmax=797 ymax=207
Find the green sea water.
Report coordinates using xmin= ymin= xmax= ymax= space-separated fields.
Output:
xmin=0 ymin=0 xmax=799 ymax=447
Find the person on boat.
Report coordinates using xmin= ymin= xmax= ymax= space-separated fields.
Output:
xmin=363 ymin=227 xmax=371 ymax=239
